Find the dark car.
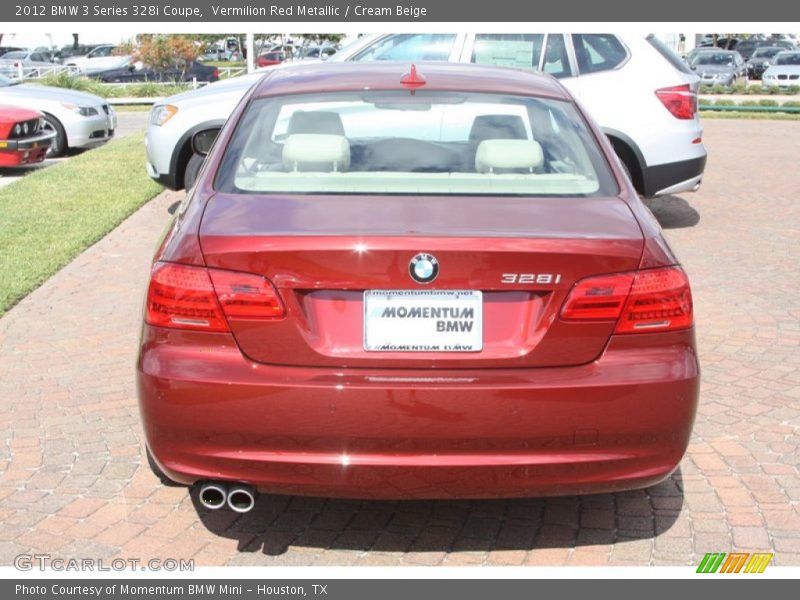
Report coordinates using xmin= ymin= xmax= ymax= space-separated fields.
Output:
xmin=747 ymin=46 xmax=788 ymax=79
xmin=137 ymin=61 xmax=699 ymax=507
xmin=690 ymin=50 xmax=746 ymax=87
xmin=89 ymin=60 xmax=219 ymax=83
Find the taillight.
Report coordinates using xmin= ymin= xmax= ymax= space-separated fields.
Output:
xmin=213 ymin=68 xmax=219 ymax=79
xmin=145 ymin=262 xmax=284 ymax=332
xmin=655 ymin=84 xmax=697 ymax=120
xmin=616 ymin=267 xmax=692 ymax=333
xmin=561 ymin=267 xmax=693 ymax=334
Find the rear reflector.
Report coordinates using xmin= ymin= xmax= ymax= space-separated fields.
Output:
xmin=561 ymin=267 xmax=693 ymax=333
xmin=559 ymin=273 xmax=634 ymax=321
xmin=146 ymin=262 xmax=284 ymax=332
xmin=655 ymin=84 xmax=697 ymax=120
xmin=208 ymin=268 xmax=285 ymax=320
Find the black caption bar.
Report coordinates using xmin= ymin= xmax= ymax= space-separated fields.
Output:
xmin=5 ymin=579 xmax=786 ymax=600
xmin=3 ymin=0 xmax=799 ymax=22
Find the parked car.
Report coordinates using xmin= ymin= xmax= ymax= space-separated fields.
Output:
xmin=0 ymin=74 xmax=116 ymax=156
xmin=747 ymin=46 xmax=787 ymax=80
xmin=138 ymin=61 xmax=699 ymax=503
xmin=89 ymin=60 xmax=219 ymax=83
xmin=0 ymin=50 xmax=55 ymax=79
xmin=736 ymin=38 xmax=796 ymax=61
xmin=147 ymin=33 xmax=707 ymax=198
xmin=762 ymin=51 xmax=800 ymax=88
xmin=256 ymin=51 xmax=287 ymax=68
xmin=689 ymin=50 xmax=746 ymax=87
xmin=0 ymin=105 xmax=55 ymax=165
xmin=53 ymin=43 xmax=106 ymax=64
xmin=64 ymin=45 xmax=127 ymax=74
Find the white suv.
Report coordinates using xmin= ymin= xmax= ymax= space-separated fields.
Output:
xmin=146 ymin=33 xmax=706 ymax=197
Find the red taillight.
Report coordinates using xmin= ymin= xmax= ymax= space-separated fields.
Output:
xmin=145 ymin=262 xmax=284 ymax=332
xmin=213 ymin=68 xmax=219 ymax=79
xmin=615 ymin=267 xmax=692 ymax=333
xmin=655 ymin=84 xmax=697 ymax=120
xmin=561 ymin=267 xmax=693 ymax=334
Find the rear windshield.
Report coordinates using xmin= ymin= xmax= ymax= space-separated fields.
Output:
xmin=215 ymin=90 xmax=617 ymax=197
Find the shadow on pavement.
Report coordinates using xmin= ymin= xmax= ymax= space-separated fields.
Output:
xmin=643 ymin=195 xmax=700 ymax=229
xmin=191 ymin=469 xmax=684 ymax=557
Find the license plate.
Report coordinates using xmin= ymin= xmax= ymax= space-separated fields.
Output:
xmin=364 ymin=290 xmax=483 ymax=352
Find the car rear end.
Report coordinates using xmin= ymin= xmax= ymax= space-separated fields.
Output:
xmin=137 ymin=63 xmax=699 ymax=500
xmin=566 ymin=35 xmax=706 ymax=197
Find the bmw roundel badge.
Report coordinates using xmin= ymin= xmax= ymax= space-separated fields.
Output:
xmin=409 ymin=253 xmax=439 ymax=284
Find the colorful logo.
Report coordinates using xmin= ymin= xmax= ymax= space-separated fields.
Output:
xmin=696 ymin=552 xmax=773 ymax=573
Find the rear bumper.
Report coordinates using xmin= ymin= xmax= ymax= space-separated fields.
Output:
xmin=137 ymin=327 xmax=700 ymax=499
xmin=644 ymin=154 xmax=707 ymax=197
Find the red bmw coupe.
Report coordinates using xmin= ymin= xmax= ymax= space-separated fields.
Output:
xmin=137 ymin=62 xmax=699 ymax=510
xmin=0 ymin=105 xmax=54 ymax=166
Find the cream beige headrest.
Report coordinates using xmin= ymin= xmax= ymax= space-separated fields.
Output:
xmin=475 ymin=139 xmax=543 ymax=173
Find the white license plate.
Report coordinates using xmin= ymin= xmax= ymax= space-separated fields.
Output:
xmin=364 ymin=290 xmax=483 ymax=352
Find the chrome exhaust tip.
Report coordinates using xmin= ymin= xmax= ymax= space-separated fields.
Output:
xmin=226 ymin=484 xmax=256 ymax=513
xmin=198 ymin=481 xmax=227 ymax=510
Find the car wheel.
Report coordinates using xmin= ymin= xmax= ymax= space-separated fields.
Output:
xmin=183 ymin=152 xmax=205 ymax=190
xmin=41 ymin=114 xmax=67 ymax=158
xmin=146 ymin=446 xmax=181 ymax=486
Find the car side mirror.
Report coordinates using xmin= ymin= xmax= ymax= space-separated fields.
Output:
xmin=191 ymin=128 xmax=221 ymax=156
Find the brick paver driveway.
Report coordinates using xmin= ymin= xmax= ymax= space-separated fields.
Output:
xmin=1 ymin=120 xmax=798 ymax=567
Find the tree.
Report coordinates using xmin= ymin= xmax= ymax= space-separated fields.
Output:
xmin=119 ymin=35 xmax=203 ymax=75
xmin=72 ymin=33 xmax=79 ymax=49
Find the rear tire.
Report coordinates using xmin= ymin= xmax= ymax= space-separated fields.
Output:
xmin=41 ymin=114 xmax=67 ymax=158
xmin=183 ymin=153 xmax=205 ymax=190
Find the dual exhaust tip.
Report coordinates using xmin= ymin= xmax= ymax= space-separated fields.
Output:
xmin=198 ymin=481 xmax=256 ymax=513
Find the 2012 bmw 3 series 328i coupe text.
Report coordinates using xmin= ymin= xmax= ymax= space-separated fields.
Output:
xmin=137 ymin=62 xmax=699 ymax=510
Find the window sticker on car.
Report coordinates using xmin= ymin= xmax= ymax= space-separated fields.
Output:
xmin=473 ymin=40 xmax=535 ymax=69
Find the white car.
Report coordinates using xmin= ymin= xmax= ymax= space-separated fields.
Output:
xmin=762 ymin=51 xmax=800 ymax=88
xmin=0 ymin=74 xmax=117 ymax=156
xmin=146 ymin=33 xmax=706 ymax=197
xmin=65 ymin=45 xmax=129 ymax=74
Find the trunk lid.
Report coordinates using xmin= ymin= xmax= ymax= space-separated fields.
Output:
xmin=199 ymin=193 xmax=643 ymax=368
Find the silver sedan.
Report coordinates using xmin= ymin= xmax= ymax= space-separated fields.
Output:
xmin=0 ymin=74 xmax=116 ymax=156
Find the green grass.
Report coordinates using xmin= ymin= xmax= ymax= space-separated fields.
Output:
xmin=0 ymin=133 xmax=163 ymax=315
xmin=700 ymin=110 xmax=800 ymax=120
xmin=33 ymin=72 xmax=193 ymax=99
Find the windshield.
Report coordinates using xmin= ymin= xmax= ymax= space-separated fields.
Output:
xmin=216 ymin=90 xmax=616 ymax=197
xmin=753 ymin=48 xmax=782 ymax=59
xmin=775 ymin=53 xmax=800 ymax=66
xmin=693 ymin=53 xmax=735 ymax=66
xmin=2 ymin=52 xmax=28 ymax=60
